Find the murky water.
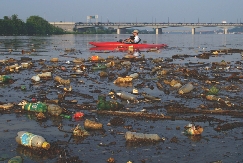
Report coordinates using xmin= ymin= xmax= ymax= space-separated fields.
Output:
xmin=0 ymin=34 xmax=243 ymax=163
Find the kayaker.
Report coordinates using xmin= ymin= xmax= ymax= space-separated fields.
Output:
xmin=123 ymin=30 xmax=141 ymax=44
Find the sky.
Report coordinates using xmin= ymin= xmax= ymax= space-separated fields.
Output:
xmin=1 ymin=0 xmax=243 ymax=24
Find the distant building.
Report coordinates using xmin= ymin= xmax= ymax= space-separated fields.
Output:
xmin=49 ymin=22 xmax=75 ymax=32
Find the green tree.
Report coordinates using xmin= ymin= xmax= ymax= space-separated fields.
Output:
xmin=26 ymin=15 xmax=64 ymax=35
xmin=11 ymin=14 xmax=26 ymax=35
xmin=0 ymin=15 xmax=26 ymax=35
xmin=1 ymin=16 xmax=14 ymax=35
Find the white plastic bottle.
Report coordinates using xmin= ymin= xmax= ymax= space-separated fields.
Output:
xmin=129 ymin=73 xmax=139 ymax=79
xmin=178 ymin=82 xmax=194 ymax=94
xmin=116 ymin=92 xmax=137 ymax=101
xmin=125 ymin=131 xmax=161 ymax=141
xmin=121 ymin=61 xmax=131 ymax=66
xmin=15 ymin=131 xmax=50 ymax=150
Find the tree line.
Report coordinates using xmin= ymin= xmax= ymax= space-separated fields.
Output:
xmin=0 ymin=14 xmax=64 ymax=35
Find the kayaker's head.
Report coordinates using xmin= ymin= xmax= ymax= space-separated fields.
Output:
xmin=132 ymin=30 xmax=139 ymax=35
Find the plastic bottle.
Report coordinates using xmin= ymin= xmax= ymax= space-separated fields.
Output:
xmin=97 ymin=95 xmax=124 ymax=110
xmin=15 ymin=131 xmax=50 ymax=150
xmin=129 ymin=73 xmax=139 ymax=78
xmin=116 ymin=92 xmax=137 ymax=101
xmin=178 ymin=82 xmax=194 ymax=94
xmin=47 ymin=104 xmax=62 ymax=116
xmin=22 ymin=102 xmax=47 ymax=113
xmin=54 ymin=76 xmax=70 ymax=85
xmin=184 ymin=124 xmax=203 ymax=135
xmin=121 ymin=61 xmax=131 ymax=66
xmin=60 ymin=114 xmax=71 ymax=119
xmin=0 ymin=75 xmax=12 ymax=83
xmin=84 ymin=119 xmax=103 ymax=130
xmin=125 ymin=131 xmax=161 ymax=141
xmin=31 ymin=75 xmax=40 ymax=82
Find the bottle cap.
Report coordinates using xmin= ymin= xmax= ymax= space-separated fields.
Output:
xmin=42 ymin=142 xmax=50 ymax=150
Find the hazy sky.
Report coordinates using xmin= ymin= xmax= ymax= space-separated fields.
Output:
xmin=1 ymin=0 xmax=242 ymax=23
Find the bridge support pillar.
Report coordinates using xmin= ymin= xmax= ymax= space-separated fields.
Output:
xmin=223 ymin=28 xmax=228 ymax=34
xmin=117 ymin=28 xmax=126 ymax=34
xmin=191 ymin=28 xmax=195 ymax=34
xmin=155 ymin=28 xmax=162 ymax=34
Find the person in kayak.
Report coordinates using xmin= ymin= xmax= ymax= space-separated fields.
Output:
xmin=123 ymin=30 xmax=141 ymax=44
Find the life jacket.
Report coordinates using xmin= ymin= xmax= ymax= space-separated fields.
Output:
xmin=131 ymin=37 xmax=141 ymax=44
xmin=135 ymin=38 xmax=141 ymax=44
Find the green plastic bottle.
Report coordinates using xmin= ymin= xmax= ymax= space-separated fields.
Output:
xmin=23 ymin=102 xmax=47 ymax=112
xmin=97 ymin=95 xmax=123 ymax=110
xmin=0 ymin=75 xmax=11 ymax=83
xmin=60 ymin=114 xmax=71 ymax=119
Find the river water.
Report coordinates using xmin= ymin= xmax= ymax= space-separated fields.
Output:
xmin=0 ymin=34 xmax=243 ymax=163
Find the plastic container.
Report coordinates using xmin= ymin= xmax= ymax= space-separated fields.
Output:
xmin=91 ymin=55 xmax=99 ymax=61
xmin=60 ymin=114 xmax=71 ymax=119
xmin=73 ymin=112 xmax=84 ymax=119
xmin=31 ymin=76 xmax=40 ymax=82
xmin=121 ymin=61 xmax=131 ymax=66
xmin=117 ymin=92 xmax=137 ymax=101
xmin=0 ymin=75 xmax=12 ymax=83
xmin=47 ymin=104 xmax=62 ymax=116
xmin=21 ymin=62 xmax=29 ymax=68
xmin=38 ymin=72 xmax=52 ymax=78
xmin=97 ymin=95 xmax=123 ymax=110
xmin=84 ymin=119 xmax=103 ymax=130
xmin=178 ymin=83 xmax=194 ymax=94
xmin=184 ymin=124 xmax=203 ymax=135
xmin=125 ymin=131 xmax=161 ymax=141
xmin=129 ymin=73 xmax=139 ymax=78
xmin=15 ymin=131 xmax=50 ymax=150
xmin=54 ymin=76 xmax=70 ymax=85
xmin=19 ymin=101 xmax=47 ymax=113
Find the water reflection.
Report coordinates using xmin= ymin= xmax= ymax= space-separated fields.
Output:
xmin=186 ymin=135 xmax=202 ymax=142
xmin=16 ymin=145 xmax=49 ymax=162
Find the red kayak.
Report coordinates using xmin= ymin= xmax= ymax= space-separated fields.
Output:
xmin=89 ymin=42 xmax=167 ymax=49
xmin=89 ymin=46 xmax=127 ymax=51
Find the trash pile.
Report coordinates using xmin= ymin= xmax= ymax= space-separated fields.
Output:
xmin=1 ymin=46 xmax=243 ymax=162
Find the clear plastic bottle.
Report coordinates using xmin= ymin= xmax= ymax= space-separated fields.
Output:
xmin=47 ymin=104 xmax=62 ymax=116
xmin=116 ymin=92 xmax=137 ymax=101
xmin=15 ymin=131 xmax=50 ymax=150
xmin=125 ymin=131 xmax=161 ymax=141
xmin=129 ymin=73 xmax=139 ymax=78
xmin=121 ymin=61 xmax=131 ymax=66
xmin=178 ymin=82 xmax=194 ymax=94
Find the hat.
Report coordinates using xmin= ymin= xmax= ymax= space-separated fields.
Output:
xmin=132 ymin=30 xmax=139 ymax=33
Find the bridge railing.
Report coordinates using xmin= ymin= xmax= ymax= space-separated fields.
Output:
xmin=75 ymin=22 xmax=243 ymax=27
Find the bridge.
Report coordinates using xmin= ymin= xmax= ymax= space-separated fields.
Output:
xmin=50 ymin=22 xmax=243 ymax=34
